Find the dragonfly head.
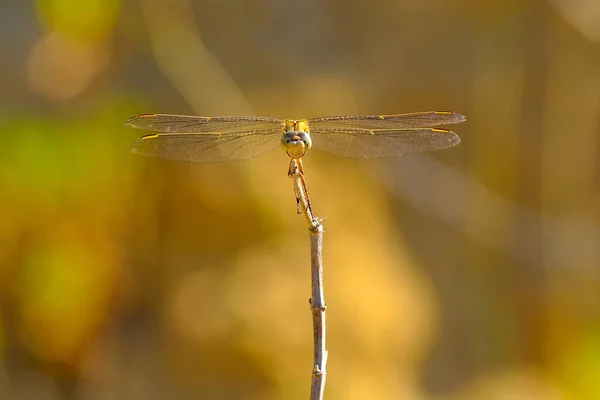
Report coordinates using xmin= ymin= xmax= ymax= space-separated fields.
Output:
xmin=281 ymin=120 xmax=312 ymax=159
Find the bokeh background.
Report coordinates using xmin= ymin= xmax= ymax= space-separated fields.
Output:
xmin=1 ymin=0 xmax=599 ymax=399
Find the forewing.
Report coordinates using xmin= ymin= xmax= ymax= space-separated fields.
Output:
xmin=308 ymin=111 xmax=465 ymax=129
xmin=131 ymin=128 xmax=282 ymax=162
xmin=310 ymin=127 xmax=460 ymax=158
xmin=126 ymin=114 xmax=282 ymax=133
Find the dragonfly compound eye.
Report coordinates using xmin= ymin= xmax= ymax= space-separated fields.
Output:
xmin=281 ymin=131 xmax=312 ymax=159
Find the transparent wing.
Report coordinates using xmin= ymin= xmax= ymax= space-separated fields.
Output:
xmin=125 ymin=114 xmax=282 ymax=133
xmin=130 ymin=128 xmax=282 ymax=162
xmin=308 ymin=111 xmax=465 ymax=129
xmin=310 ymin=127 xmax=460 ymax=158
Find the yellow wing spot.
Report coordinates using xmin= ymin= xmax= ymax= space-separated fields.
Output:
xmin=434 ymin=111 xmax=452 ymax=115
xmin=369 ymin=130 xmax=375 ymax=135
xmin=378 ymin=115 xmax=385 ymax=119
xmin=141 ymin=134 xmax=159 ymax=140
xmin=431 ymin=128 xmax=450 ymax=133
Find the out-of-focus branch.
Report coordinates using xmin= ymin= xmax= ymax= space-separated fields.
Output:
xmin=139 ymin=0 xmax=254 ymax=115
xmin=549 ymin=0 xmax=600 ymax=44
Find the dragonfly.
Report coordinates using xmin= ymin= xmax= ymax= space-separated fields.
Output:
xmin=126 ymin=111 xmax=465 ymax=227
xmin=125 ymin=111 xmax=465 ymax=163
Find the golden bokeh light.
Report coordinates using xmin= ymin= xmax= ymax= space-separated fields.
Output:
xmin=27 ymin=32 xmax=110 ymax=100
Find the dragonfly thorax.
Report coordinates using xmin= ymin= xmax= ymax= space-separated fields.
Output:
xmin=281 ymin=120 xmax=312 ymax=159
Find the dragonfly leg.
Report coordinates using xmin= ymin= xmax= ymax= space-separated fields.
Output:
xmin=289 ymin=159 xmax=320 ymax=229
xmin=288 ymin=158 xmax=306 ymax=177
xmin=297 ymin=158 xmax=305 ymax=174
xmin=294 ymin=189 xmax=302 ymax=215
xmin=288 ymin=160 xmax=303 ymax=213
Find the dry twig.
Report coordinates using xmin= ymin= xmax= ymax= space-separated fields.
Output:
xmin=289 ymin=159 xmax=327 ymax=400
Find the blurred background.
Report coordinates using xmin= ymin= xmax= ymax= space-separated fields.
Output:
xmin=1 ymin=0 xmax=599 ymax=399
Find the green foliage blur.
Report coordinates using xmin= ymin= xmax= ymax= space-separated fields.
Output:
xmin=1 ymin=0 xmax=599 ymax=399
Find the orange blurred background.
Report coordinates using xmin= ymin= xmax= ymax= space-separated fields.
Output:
xmin=1 ymin=0 xmax=599 ymax=399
